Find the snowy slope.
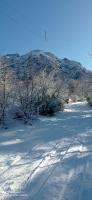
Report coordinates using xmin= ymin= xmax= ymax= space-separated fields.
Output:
xmin=2 ymin=50 xmax=88 ymax=80
xmin=0 ymin=102 xmax=92 ymax=200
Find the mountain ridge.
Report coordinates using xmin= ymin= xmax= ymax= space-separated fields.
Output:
xmin=1 ymin=50 xmax=90 ymax=80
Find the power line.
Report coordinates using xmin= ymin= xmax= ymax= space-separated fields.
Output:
xmin=0 ymin=1 xmax=46 ymax=41
xmin=0 ymin=9 xmax=42 ymax=41
xmin=6 ymin=1 xmax=44 ymax=37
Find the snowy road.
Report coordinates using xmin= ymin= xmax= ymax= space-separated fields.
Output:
xmin=0 ymin=102 xmax=92 ymax=200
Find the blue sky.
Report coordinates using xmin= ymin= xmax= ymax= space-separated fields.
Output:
xmin=0 ymin=0 xmax=92 ymax=69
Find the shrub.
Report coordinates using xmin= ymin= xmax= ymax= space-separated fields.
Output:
xmin=86 ymin=96 xmax=92 ymax=106
xmin=39 ymin=95 xmax=63 ymax=116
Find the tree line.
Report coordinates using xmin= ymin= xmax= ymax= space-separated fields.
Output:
xmin=0 ymin=57 xmax=91 ymax=126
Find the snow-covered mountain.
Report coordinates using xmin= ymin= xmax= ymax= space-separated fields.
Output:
xmin=2 ymin=50 xmax=89 ymax=80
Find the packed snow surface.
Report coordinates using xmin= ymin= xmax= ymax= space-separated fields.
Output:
xmin=0 ymin=102 xmax=92 ymax=200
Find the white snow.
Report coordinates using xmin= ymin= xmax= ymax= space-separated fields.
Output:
xmin=0 ymin=102 xmax=92 ymax=200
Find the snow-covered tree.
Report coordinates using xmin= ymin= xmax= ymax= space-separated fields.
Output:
xmin=0 ymin=58 xmax=14 ymax=125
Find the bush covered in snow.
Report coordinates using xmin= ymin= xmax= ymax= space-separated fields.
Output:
xmin=39 ymin=95 xmax=63 ymax=116
xmin=70 ymin=95 xmax=86 ymax=102
xmin=87 ymin=96 xmax=92 ymax=106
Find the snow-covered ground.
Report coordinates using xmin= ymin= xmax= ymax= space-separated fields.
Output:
xmin=0 ymin=102 xmax=92 ymax=200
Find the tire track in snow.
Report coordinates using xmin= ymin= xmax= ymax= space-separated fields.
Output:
xmin=78 ymin=160 xmax=88 ymax=200
xmin=30 ymin=137 xmax=87 ymax=200
xmin=8 ymin=139 xmax=74 ymax=199
xmin=0 ymin=140 xmax=63 ymax=198
xmin=0 ymin=140 xmax=57 ymax=184
xmin=21 ymin=141 xmax=64 ymax=189
xmin=29 ymin=138 xmax=75 ymax=200
xmin=59 ymin=144 xmax=88 ymax=200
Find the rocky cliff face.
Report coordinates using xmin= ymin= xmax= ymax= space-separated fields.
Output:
xmin=1 ymin=50 xmax=89 ymax=80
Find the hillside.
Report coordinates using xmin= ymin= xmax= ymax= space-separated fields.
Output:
xmin=2 ymin=50 xmax=89 ymax=80
xmin=0 ymin=50 xmax=92 ymax=126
